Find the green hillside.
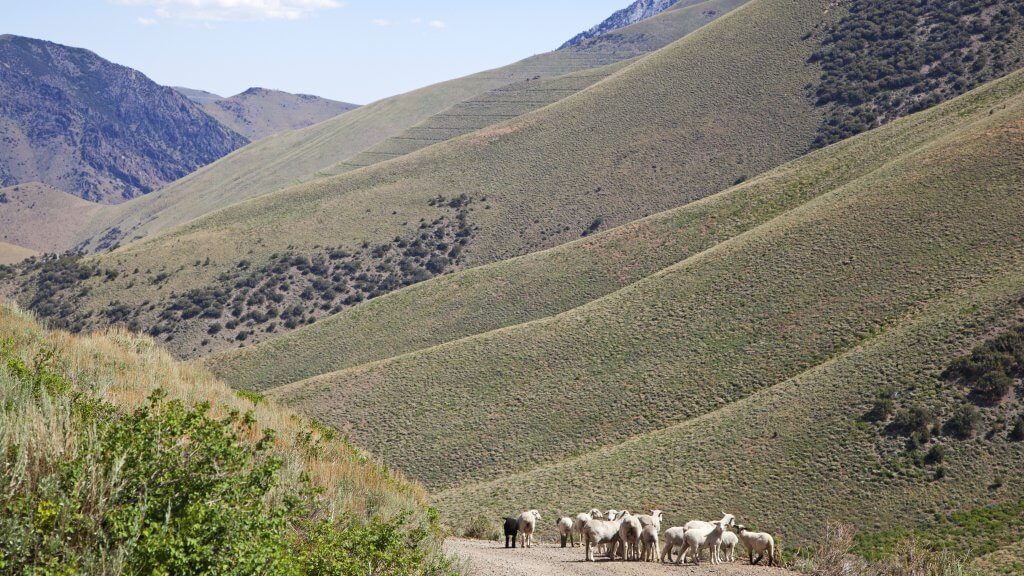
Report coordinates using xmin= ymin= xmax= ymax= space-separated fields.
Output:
xmin=15 ymin=0 xmax=819 ymax=359
xmin=266 ymin=66 xmax=1024 ymax=503
xmin=434 ymin=272 xmax=1024 ymax=549
xmin=73 ymin=0 xmax=747 ymax=253
xmin=207 ymin=46 xmax=1010 ymax=391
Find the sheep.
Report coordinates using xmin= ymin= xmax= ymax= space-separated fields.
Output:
xmin=582 ymin=511 xmax=626 ymax=562
xmin=720 ymin=530 xmax=738 ymax=562
xmin=736 ymin=524 xmax=776 ymax=566
xmin=659 ymin=526 xmax=687 ymax=563
xmin=573 ymin=509 xmax=602 ymax=547
xmin=605 ymin=509 xmax=620 ymax=520
xmin=517 ymin=509 xmax=542 ymax=548
xmin=556 ymin=516 xmax=575 ymax=548
xmin=678 ymin=515 xmax=736 ymax=562
xmin=676 ymin=513 xmax=736 ymax=565
xmin=617 ymin=511 xmax=643 ymax=561
xmin=640 ymin=524 xmax=660 ymax=562
xmin=503 ymin=517 xmax=519 ymax=549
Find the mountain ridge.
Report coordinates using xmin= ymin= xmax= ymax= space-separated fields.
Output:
xmin=0 ymin=35 xmax=247 ymax=203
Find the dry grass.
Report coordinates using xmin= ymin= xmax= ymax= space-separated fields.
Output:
xmin=0 ymin=242 xmax=37 ymax=265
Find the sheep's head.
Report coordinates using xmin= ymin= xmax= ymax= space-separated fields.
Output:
xmin=735 ymin=524 xmax=747 ymax=534
xmin=588 ymin=508 xmax=603 ymax=519
xmin=720 ymin=512 xmax=736 ymax=527
xmin=531 ymin=509 xmax=542 ymax=520
xmin=650 ymin=510 xmax=664 ymax=522
xmin=606 ymin=509 xmax=619 ymax=520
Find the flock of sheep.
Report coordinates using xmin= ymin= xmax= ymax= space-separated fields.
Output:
xmin=502 ymin=509 xmax=777 ymax=567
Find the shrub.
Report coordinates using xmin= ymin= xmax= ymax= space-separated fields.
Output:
xmin=944 ymin=404 xmax=981 ymax=439
xmin=463 ymin=515 xmax=499 ymax=541
xmin=924 ymin=444 xmax=946 ymax=465
xmin=892 ymin=405 xmax=935 ymax=436
xmin=972 ymin=371 xmax=1013 ymax=403
xmin=1009 ymin=415 xmax=1024 ymax=441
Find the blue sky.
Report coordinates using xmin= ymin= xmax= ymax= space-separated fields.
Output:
xmin=2 ymin=1 xmax=630 ymax=104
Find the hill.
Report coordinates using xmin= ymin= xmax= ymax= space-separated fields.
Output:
xmin=266 ymin=60 xmax=1024 ymax=496
xmin=16 ymin=0 xmax=801 ymax=357
xmin=0 ymin=182 xmax=104 ymax=253
xmin=0 ymin=301 xmax=450 ymax=573
xmin=0 ymin=35 xmax=246 ymax=203
xmin=71 ymin=0 xmax=749 ymax=251
xmin=206 ymin=43 xmax=1022 ymax=390
xmin=197 ymin=87 xmax=359 ymax=141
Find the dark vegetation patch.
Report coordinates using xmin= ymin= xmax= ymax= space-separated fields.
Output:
xmin=862 ymin=318 xmax=1024 ymax=482
xmin=809 ymin=0 xmax=1024 ymax=146
xmin=6 ymin=196 xmax=477 ymax=352
xmin=943 ymin=324 xmax=1024 ymax=403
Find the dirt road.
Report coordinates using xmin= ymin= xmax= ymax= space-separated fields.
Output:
xmin=445 ymin=538 xmax=796 ymax=576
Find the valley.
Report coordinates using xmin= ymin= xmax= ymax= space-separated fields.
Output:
xmin=2 ymin=0 xmax=1024 ymax=574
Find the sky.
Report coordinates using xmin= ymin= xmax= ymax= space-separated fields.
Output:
xmin=1 ymin=0 xmax=631 ymax=104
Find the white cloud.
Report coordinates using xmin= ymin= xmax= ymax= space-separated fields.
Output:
xmin=137 ymin=16 xmax=158 ymax=25
xmin=370 ymin=18 xmax=391 ymax=26
xmin=113 ymin=0 xmax=343 ymax=22
xmin=427 ymin=19 xmax=446 ymax=29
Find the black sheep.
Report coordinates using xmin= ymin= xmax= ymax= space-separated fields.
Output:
xmin=503 ymin=516 xmax=519 ymax=548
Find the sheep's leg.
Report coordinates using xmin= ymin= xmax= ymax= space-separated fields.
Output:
xmin=768 ymin=547 xmax=775 ymax=567
xmin=585 ymin=539 xmax=593 ymax=562
xmin=753 ymin=552 xmax=764 ymax=565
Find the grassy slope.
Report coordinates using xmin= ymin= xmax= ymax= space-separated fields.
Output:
xmin=200 ymin=88 xmax=359 ymax=141
xmin=67 ymin=0 xmax=820 ymax=359
xmin=0 ymin=182 xmax=104 ymax=252
xmin=433 ymin=272 xmax=1024 ymax=547
xmin=0 ymin=301 xmax=427 ymax=523
xmin=207 ymin=54 xmax=1005 ymax=391
xmin=74 ymin=0 xmax=746 ymax=251
xmin=0 ymin=242 xmax=37 ymax=265
xmin=266 ymin=69 xmax=1024 ymax=495
xmin=322 ymin=0 xmax=750 ymax=176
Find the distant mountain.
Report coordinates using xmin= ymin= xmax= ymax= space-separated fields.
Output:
xmin=0 ymin=35 xmax=247 ymax=203
xmin=190 ymin=87 xmax=359 ymax=141
xmin=560 ymin=0 xmax=681 ymax=48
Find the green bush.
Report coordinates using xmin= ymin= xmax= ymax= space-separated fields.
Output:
xmin=462 ymin=515 xmax=499 ymax=541
xmin=944 ymin=404 xmax=981 ymax=439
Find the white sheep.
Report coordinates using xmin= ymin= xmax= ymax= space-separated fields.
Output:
xmin=573 ymin=508 xmax=602 ymax=547
xmin=617 ymin=511 xmax=643 ymax=561
xmin=676 ymin=513 xmax=735 ymax=565
xmin=583 ymin=511 xmax=625 ymax=562
xmin=720 ymin=530 xmax=738 ymax=562
xmin=736 ymin=524 xmax=776 ymax=566
xmin=517 ymin=509 xmax=542 ymax=548
xmin=556 ymin=516 xmax=575 ymax=548
xmin=659 ymin=526 xmax=687 ymax=563
xmin=640 ymin=524 xmax=660 ymax=562
xmin=678 ymin=515 xmax=736 ymax=563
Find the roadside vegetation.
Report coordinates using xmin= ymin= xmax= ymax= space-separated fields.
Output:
xmin=0 ymin=303 xmax=453 ymax=575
